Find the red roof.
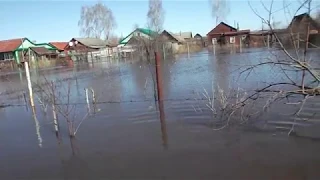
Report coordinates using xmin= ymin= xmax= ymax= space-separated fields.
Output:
xmin=49 ymin=42 xmax=68 ymax=51
xmin=0 ymin=38 xmax=24 ymax=53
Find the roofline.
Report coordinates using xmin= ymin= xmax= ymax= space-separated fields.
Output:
xmin=119 ymin=28 xmax=155 ymax=44
xmin=48 ymin=42 xmax=67 ymax=50
xmin=14 ymin=38 xmax=35 ymax=51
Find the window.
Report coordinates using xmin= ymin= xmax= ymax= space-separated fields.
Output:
xmin=230 ymin=36 xmax=235 ymax=44
xmin=3 ymin=53 xmax=14 ymax=60
xmin=212 ymin=38 xmax=217 ymax=45
xmin=137 ymin=32 xmax=141 ymax=36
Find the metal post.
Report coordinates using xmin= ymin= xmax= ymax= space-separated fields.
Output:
xmin=154 ymin=52 xmax=163 ymax=101
xmin=24 ymin=62 xmax=34 ymax=107
xmin=187 ymin=42 xmax=190 ymax=58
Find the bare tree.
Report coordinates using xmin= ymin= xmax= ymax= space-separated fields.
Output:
xmin=239 ymin=0 xmax=320 ymax=135
xmin=209 ymin=0 xmax=229 ymax=25
xmin=78 ymin=2 xmax=117 ymax=40
xmin=147 ymin=0 xmax=165 ymax=34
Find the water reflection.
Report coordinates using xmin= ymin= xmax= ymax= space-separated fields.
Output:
xmin=31 ymin=106 xmax=43 ymax=148
xmin=158 ymin=100 xmax=168 ymax=149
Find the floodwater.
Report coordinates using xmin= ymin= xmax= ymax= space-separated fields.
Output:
xmin=1 ymin=48 xmax=320 ymax=179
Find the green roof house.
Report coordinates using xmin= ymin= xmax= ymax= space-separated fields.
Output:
xmin=0 ymin=38 xmax=57 ymax=64
xmin=119 ymin=28 xmax=157 ymax=46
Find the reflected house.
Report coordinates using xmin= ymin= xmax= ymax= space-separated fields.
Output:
xmin=207 ymin=22 xmax=250 ymax=47
xmin=0 ymin=38 xmax=57 ymax=64
xmin=65 ymin=38 xmax=113 ymax=61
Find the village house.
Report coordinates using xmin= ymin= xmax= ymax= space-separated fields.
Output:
xmin=207 ymin=22 xmax=250 ymax=46
xmin=194 ymin=34 xmax=202 ymax=40
xmin=119 ymin=28 xmax=156 ymax=46
xmin=288 ymin=13 xmax=320 ymax=47
xmin=0 ymin=38 xmax=57 ymax=64
xmin=64 ymin=38 xmax=113 ymax=61
xmin=288 ymin=13 xmax=319 ymax=34
xmin=173 ymin=32 xmax=193 ymax=40
xmin=248 ymin=13 xmax=320 ymax=48
xmin=49 ymin=42 xmax=68 ymax=52
xmin=27 ymin=47 xmax=58 ymax=61
xmin=160 ymin=30 xmax=185 ymax=53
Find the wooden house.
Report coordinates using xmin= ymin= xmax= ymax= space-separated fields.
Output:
xmin=207 ymin=22 xmax=249 ymax=46
xmin=173 ymin=32 xmax=193 ymax=40
xmin=194 ymin=34 xmax=203 ymax=40
xmin=28 ymin=47 xmax=58 ymax=61
xmin=288 ymin=13 xmax=319 ymax=34
xmin=160 ymin=30 xmax=186 ymax=53
xmin=0 ymin=38 xmax=57 ymax=64
xmin=118 ymin=28 xmax=156 ymax=46
xmin=64 ymin=38 xmax=113 ymax=60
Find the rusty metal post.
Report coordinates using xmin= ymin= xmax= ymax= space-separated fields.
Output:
xmin=155 ymin=51 xmax=168 ymax=149
xmin=154 ymin=52 xmax=163 ymax=101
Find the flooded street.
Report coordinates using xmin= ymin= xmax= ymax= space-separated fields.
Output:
xmin=1 ymin=48 xmax=320 ymax=179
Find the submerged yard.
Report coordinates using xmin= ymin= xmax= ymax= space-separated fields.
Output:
xmin=1 ymin=48 xmax=320 ymax=179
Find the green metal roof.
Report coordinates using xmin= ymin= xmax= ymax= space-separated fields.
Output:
xmin=119 ymin=28 xmax=157 ymax=45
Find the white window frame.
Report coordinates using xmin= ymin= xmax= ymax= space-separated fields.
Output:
xmin=230 ymin=36 xmax=236 ymax=44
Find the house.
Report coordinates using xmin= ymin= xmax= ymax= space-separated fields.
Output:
xmin=288 ymin=13 xmax=320 ymax=34
xmin=287 ymin=13 xmax=320 ymax=47
xmin=194 ymin=34 xmax=202 ymax=39
xmin=161 ymin=30 xmax=185 ymax=44
xmin=119 ymin=28 xmax=157 ymax=46
xmin=0 ymin=38 xmax=57 ymax=64
xmin=174 ymin=32 xmax=193 ymax=40
xmin=160 ymin=30 xmax=186 ymax=53
xmin=64 ymin=38 xmax=112 ymax=60
xmin=49 ymin=42 xmax=68 ymax=52
xmin=207 ymin=22 xmax=250 ymax=46
xmin=28 ymin=47 xmax=58 ymax=61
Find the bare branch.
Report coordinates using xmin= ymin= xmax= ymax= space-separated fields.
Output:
xmin=78 ymin=2 xmax=117 ymax=40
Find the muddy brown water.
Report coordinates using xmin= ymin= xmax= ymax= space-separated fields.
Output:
xmin=1 ymin=48 xmax=320 ymax=179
